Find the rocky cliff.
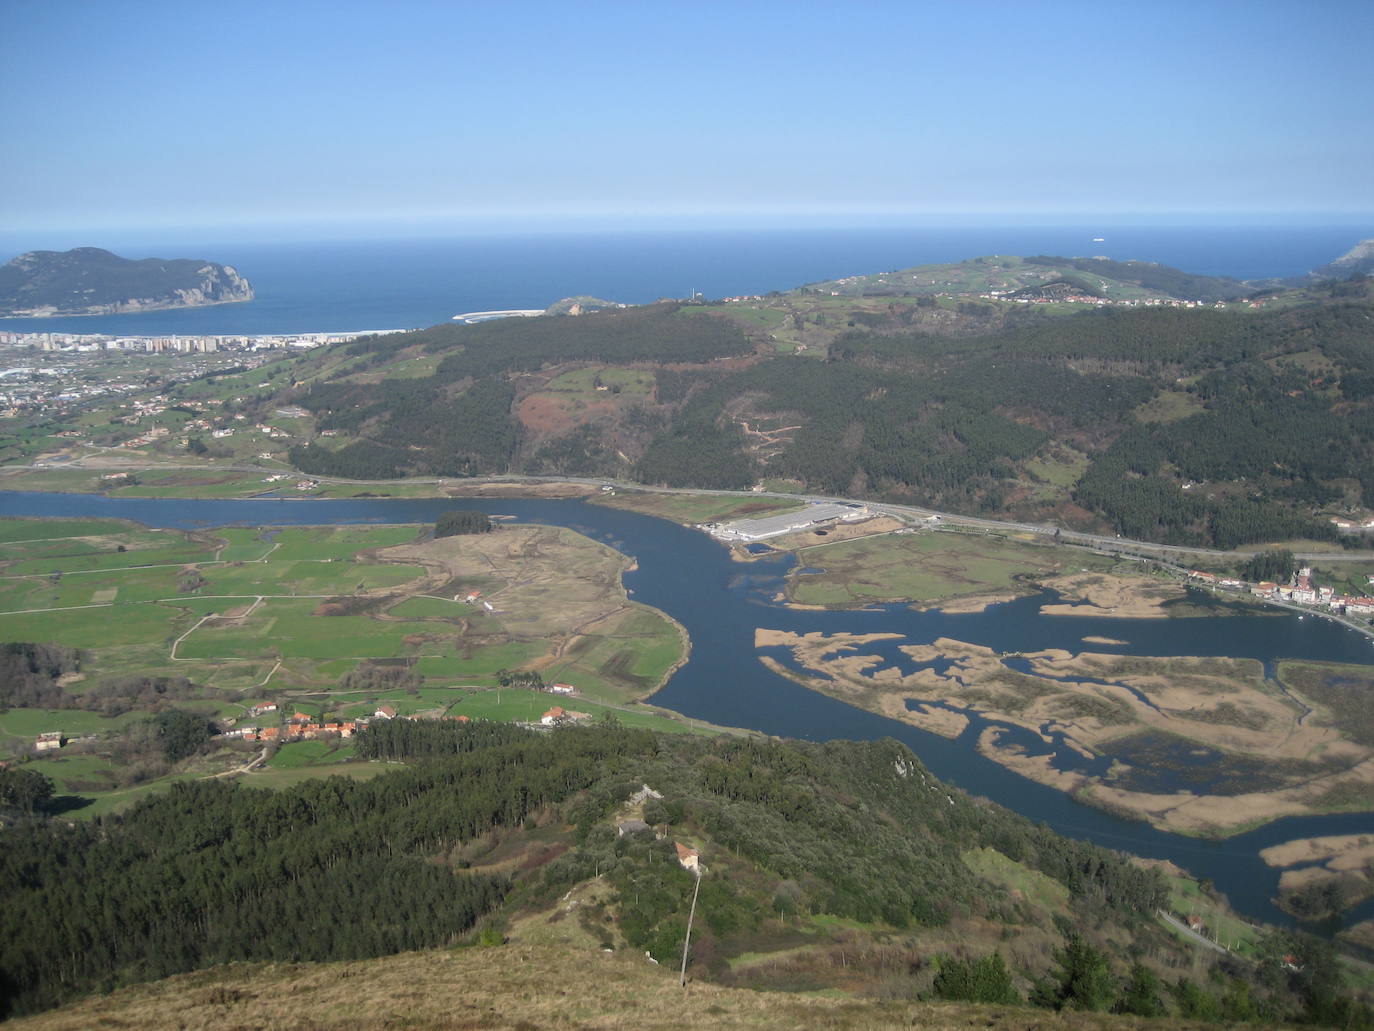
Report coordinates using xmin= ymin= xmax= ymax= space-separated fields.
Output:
xmin=0 ymin=247 xmax=254 ymax=317
xmin=1312 ymin=237 xmax=1374 ymax=279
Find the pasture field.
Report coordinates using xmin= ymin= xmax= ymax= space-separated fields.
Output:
xmin=685 ymin=303 xmax=788 ymax=329
xmin=440 ymin=687 xmax=710 ymax=735
xmin=381 ymin=353 xmax=443 ymax=379
xmin=386 ymin=594 xmax=470 ymax=619
xmin=537 ymin=606 xmax=686 ymax=705
xmin=542 ymin=365 xmax=655 ymax=398
xmin=267 ymin=740 xmax=356 ymax=768
xmin=786 ymin=528 xmax=1113 ymax=607
xmin=243 ymin=763 xmax=388 ymax=791
xmin=0 ymin=518 xmax=694 ymax=816
xmin=410 ymin=644 xmax=548 ymax=679
xmin=0 ymin=518 xmax=141 ymax=543
xmin=1132 ymin=389 xmax=1207 ymax=424
xmin=268 ymin=525 xmax=423 ymax=560
xmin=214 ymin=528 xmax=278 ymax=562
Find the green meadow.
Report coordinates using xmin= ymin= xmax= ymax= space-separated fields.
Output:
xmin=786 ymin=528 xmax=1115 ymax=607
xmin=0 ymin=514 xmax=706 ymax=820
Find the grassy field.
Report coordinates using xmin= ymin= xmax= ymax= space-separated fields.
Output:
xmin=1133 ymin=390 xmax=1207 ymax=424
xmin=1023 ymin=446 xmax=1091 ymax=499
xmin=0 ymin=516 xmax=697 ymax=812
xmin=0 ymin=517 xmax=143 ymax=543
xmin=962 ymin=846 xmax=1069 ymax=913
xmin=267 ymin=740 xmax=356 ymax=768
xmin=3 ymin=941 xmax=1176 ymax=1031
xmin=0 ymin=708 xmax=146 ymax=741
xmin=440 ymin=687 xmax=711 ymax=735
xmin=787 ymin=528 xmax=1113 ymax=607
xmin=542 ymin=365 xmax=656 ymax=398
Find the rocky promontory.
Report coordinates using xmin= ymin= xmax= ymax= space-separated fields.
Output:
xmin=1312 ymin=237 xmax=1374 ymax=279
xmin=0 ymin=247 xmax=254 ymax=317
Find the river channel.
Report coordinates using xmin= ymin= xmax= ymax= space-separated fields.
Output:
xmin=4 ymin=489 xmax=1374 ymax=931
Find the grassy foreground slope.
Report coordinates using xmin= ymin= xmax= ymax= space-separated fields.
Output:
xmin=5 ymin=943 xmax=1254 ymax=1031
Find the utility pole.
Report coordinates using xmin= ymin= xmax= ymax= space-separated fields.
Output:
xmin=680 ymin=868 xmax=702 ymax=988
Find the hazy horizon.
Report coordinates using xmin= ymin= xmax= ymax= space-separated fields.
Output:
xmin=4 ymin=212 xmax=1373 ymax=262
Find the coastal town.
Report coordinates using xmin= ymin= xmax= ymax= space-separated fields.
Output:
xmin=0 ymin=328 xmax=397 ymax=353
xmin=1188 ymin=565 xmax=1374 ymax=622
xmin=0 ymin=329 xmax=395 ymax=415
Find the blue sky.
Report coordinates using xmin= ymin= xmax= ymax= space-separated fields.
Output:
xmin=2 ymin=0 xmax=1372 ymax=236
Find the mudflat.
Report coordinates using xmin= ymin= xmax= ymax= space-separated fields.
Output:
xmin=756 ymin=628 xmax=1374 ymax=837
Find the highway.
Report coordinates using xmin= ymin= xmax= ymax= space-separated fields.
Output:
xmin=10 ymin=457 xmax=1372 ymax=565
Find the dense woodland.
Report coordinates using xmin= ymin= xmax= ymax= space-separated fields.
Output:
xmin=277 ymin=274 xmax=1374 ymax=549
xmin=4 ymin=721 xmax=1367 ymax=1024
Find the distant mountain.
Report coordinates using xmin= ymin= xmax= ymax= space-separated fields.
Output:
xmin=0 ymin=247 xmax=253 ymax=317
xmin=1312 ymin=238 xmax=1374 ymax=280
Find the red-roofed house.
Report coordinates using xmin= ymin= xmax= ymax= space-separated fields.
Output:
xmin=374 ymin=704 xmax=397 ymax=719
xmin=674 ymin=842 xmax=700 ymax=873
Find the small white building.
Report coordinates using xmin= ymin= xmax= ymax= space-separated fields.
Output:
xmin=675 ymin=842 xmax=700 ymax=873
xmin=35 ymin=732 xmax=62 ymax=751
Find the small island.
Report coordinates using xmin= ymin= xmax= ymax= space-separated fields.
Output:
xmin=0 ymin=247 xmax=253 ymax=317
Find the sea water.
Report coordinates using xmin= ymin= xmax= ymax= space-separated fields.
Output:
xmin=1 ymin=223 xmax=1369 ymax=337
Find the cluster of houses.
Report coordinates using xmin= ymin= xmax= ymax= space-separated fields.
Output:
xmin=31 ymin=676 xmax=595 ymax=754
xmin=222 ymin=708 xmax=366 ymax=743
xmin=1187 ymin=567 xmax=1374 ymax=619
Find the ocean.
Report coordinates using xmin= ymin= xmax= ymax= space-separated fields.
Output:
xmin=1 ymin=223 xmax=1369 ymax=337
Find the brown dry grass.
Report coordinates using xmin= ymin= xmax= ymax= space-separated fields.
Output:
xmin=757 ymin=629 xmax=1374 ymax=836
xmin=8 ymin=943 xmax=1269 ymax=1031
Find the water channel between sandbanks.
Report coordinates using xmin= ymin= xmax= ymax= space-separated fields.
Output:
xmin=4 ymin=489 xmax=1374 ymax=932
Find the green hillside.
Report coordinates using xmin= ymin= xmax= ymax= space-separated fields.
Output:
xmin=262 ymin=268 xmax=1374 ymax=550
xmin=4 ymin=253 xmax=1371 ymax=552
xmin=3 ymin=722 xmax=1368 ymax=1024
xmin=798 ymin=253 xmax=1249 ymax=302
